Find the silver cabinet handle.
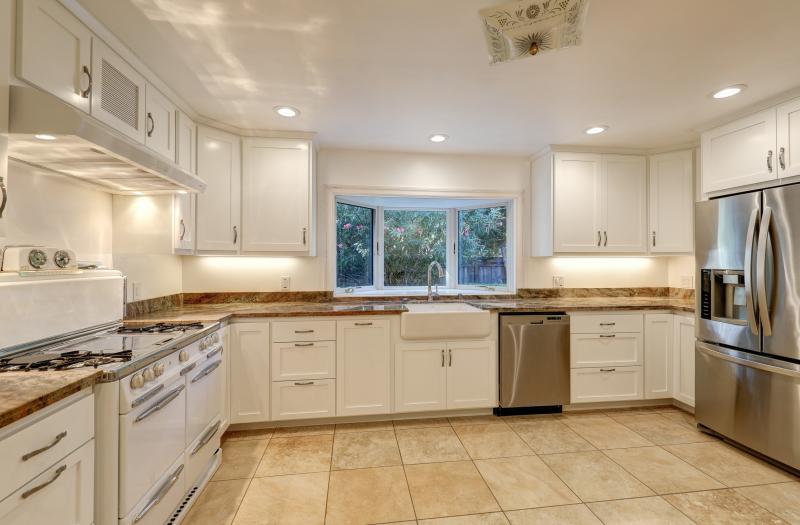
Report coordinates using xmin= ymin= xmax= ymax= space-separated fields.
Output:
xmin=599 ymin=334 xmax=616 ymax=338
xmin=79 ymin=65 xmax=92 ymax=98
xmin=767 ymin=150 xmax=773 ymax=173
xmin=294 ymin=381 xmax=314 ymax=386
xmin=146 ymin=112 xmax=155 ymax=137
xmin=597 ymin=231 xmax=601 ymax=247
xmin=206 ymin=346 xmax=223 ymax=358
xmin=21 ymin=431 xmax=67 ymax=461
xmin=135 ymin=384 xmax=185 ymax=423
xmin=744 ymin=208 xmax=760 ymax=335
xmin=599 ymin=322 xmax=616 ymax=326
xmin=233 ymin=225 xmax=238 ymax=244
xmin=294 ymin=342 xmax=314 ymax=347
xmin=179 ymin=362 xmax=197 ymax=376
xmin=756 ymin=206 xmax=773 ymax=336
xmin=354 ymin=322 xmax=373 ymax=326
xmin=302 ymin=227 xmax=307 ymax=245
xmin=441 ymin=349 xmax=445 ymax=367
xmin=652 ymin=231 xmax=656 ymax=248
xmin=779 ymin=147 xmax=786 ymax=171
xmin=134 ymin=464 xmax=184 ymax=522
xmin=294 ymin=329 xmax=314 ymax=334
xmin=191 ymin=420 xmax=221 ymax=456
xmin=21 ymin=464 xmax=67 ymax=499
xmin=191 ymin=361 xmax=221 ymax=383
xmin=131 ymin=383 xmax=165 ymax=407
xmin=599 ymin=368 xmax=616 ymax=372
xmin=448 ymin=348 xmax=452 ymax=367
xmin=179 ymin=219 xmax=186 ymax=241
xmin=0 ymin=177 xmax=7 ymax=219
xmin=603 ymin=231 xmax=608 ymax=247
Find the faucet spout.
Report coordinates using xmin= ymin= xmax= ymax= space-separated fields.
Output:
xmin=427 ymin=261 xmax=445 ymax=302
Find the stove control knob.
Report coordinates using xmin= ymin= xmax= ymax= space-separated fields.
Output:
xmin=28 ymin=249 xmax=48 ymax=269
xmin=54 ymin=250 xmax=72 ymax=269
xmin=130 ymin=373 xmax=145 ymax=389
xmin=143 ymin=368 xmax=155 ymax=382
xmin=153 ymin=363 xmax=165 ymax=377
xmin=179 ymin=350 xmax=189 ymax=362
xmin=212 ymin=332 xmax=220 ymax=344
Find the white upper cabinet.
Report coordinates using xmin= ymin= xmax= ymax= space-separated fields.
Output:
xmin=91 ymin=39 xmax=147 ymax=143
xmin=143 ymin=84 xmax=176 ymax=160
xmin=173 ymin=112 xmax=196 ymax=253
xmin=603 ymin=155 xmax=647 ymax=252
xmin=648 ymin=150 xmax=694 ymax=253
xmin=241 ymin=138 xmax=314 ymax=253
xmin=552 ymin=153 xmax=604 ymax=252
xmin=16 ymin=0 xmax=93 ymax=113
xmin=701 ymin=108 xmax=777 ymax=194
xmin=777 ymin=97 xmax=800 ymax=179
xmin=176 ymin=111 xmax=196 ymax=173
xmin=196 ymin=126 xmax=241 ymax=253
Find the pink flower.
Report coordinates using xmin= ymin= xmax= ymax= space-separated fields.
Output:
xmin=343 ymin=223 xmax=352 ymax=229
xmin=395 ymin=227 xmax=405 ymax=234
xmin=356 ymin=224 xmax=364 ymax=230
xmin=337 ymin=243 xmax=343 ymax=248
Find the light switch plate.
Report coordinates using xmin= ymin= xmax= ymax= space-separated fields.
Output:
xmin=552 ymin=275 xmax=565 ymax=288
xmin=680 ymin=275 xmax=694 ymax=288
xmin=280 ymin=276 xmax=290 ymax=290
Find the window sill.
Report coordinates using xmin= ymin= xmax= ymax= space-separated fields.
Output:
xmin=334 ymin=288 xmax=516 ymax=298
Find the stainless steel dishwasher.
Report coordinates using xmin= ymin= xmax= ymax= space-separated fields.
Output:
xmin=497 ymin=313 xmax=570 ymax=415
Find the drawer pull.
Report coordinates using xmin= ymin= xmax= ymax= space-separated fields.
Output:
xmin=354 ymin=322 xmax=373 ymax=326
xmin=191 ymin=420 xmax=222 ymax=456
xmin=599 ymin=334 xmax=616 ymax=339
xmin=294 ymin=381 xmax=315 ymax=386
xmin=136 ymin=384 xmax=185 ymax=423
xmin=21 ymin=464 xmax=66 ymax=499
xmin=191 ymin=361 xmax=221 ymax=383
xmin=294 ymin=342 xmax=314 ymax=347
xmin=180 ymin=362 xmax=197 ymax=376
xmin=207 ymin=346 xmax=224 ymax=359
xmin=600 ymin=368 xmax=616 ymax=372
xmin=294 ymin=329 xmax=314 ymax=334
xmin=135 ymin=464 xmax=184 ymax=522
xmin=599 ymin=322 xmax=616 ymax=326
xmin=131 ymin=383 xmax=165 ymax=407
xmin=21 ymin=431 xmax=67 ymax=461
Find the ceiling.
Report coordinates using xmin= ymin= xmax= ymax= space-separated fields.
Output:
xmin=77 ymin=0 xmax=800 ymax=155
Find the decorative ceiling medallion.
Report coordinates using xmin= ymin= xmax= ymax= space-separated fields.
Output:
xmin=480 ymin=0 xmax=590 ymax=64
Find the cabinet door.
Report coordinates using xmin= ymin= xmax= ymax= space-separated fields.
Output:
xmin=91 ymin=39 xmax=146 ymax=143
xmin=644 ymin=314 xmax=673 ymax=399
xmin=701 ymin=109 xmax=777 ymax=194
xmin=395 ymin=343 xmax=446 ymax=413
xmin=221 ymin=326 xmax=230 ymax=431
xmin=337 ymin=320 xmax=391 ymax=416
xmin=673 ymin=315 xmax=696 ymax=407
xmin=174 ymin=113 xmax=196 ymax=253
xmin=196 ymin=126 xmax=241 ymax=253
xmin=570 ymin=366 xmax=643 ymax=403
xmin=0 ymin=440 xmax=93 ymax=525
xmin=16 ymin=0 xmax=92 ymax=113
xmin=777 ymin=97 xmax=800 ymax=179
xmin=446 ymin=340 xmax=496 ymax=409
xmin=230 ymin=323 xmax=270 ymax=423
xmin=553 ymin=153 xmax=604 ymax=252
xmin=176 ymin=111 xmax=196 ymax=173
xmin=144 ymin=84 xmax=176 ymax=160
xmin=271 ymin=379 xmax=335 ymax=421
xmin=241 ymin=138 xmax=312 ymax=253
xmin=649 ymin=151 xmax=694 ymax=253
xmin=173 ymin=193 xmax=195 ymax=254
xmin=603 ymin=155 xmax=647 ymax=252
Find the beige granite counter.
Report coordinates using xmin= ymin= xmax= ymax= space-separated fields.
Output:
xmin=0 ymin=369 xmax=101 ymax=430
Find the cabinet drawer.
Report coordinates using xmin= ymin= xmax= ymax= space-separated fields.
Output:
xmin=570 ymin=333 xmax=643 ymax=367
xmin=570 ymin=366 xmax=643 ymax=404
xmin=271 ymin=340 xmax=335 ymax=381
xmin=271 ymin=379 xmax=336 ymax=421
xmin=0 ymin=393 xmax=94 ymax=501
xmin=570 ymin=314 xmax=643 ymax=334
xmin=271 ymin=320 xmax=335 ymax=342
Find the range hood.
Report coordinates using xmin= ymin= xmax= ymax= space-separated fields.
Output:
xmin=7 ymin=86 xmax=206 ymax=194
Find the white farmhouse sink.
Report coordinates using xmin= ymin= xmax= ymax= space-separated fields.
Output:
xmin=400 ymin=302 xmax=491 ymax=340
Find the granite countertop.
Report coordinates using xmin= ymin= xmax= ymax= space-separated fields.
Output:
xmin=470 ymin=296 xmax=695 ymax=313
xmin=0 ymin=369 xmax=101 ymax=430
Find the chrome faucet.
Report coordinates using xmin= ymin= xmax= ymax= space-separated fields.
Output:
xmin=427 ymin=261 xmax=444 ymax=302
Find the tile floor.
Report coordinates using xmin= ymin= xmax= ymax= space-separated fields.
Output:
xmin=184 ymin=407 xmax=799 ymax=525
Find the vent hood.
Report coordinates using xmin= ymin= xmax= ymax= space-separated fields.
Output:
xmin=6 ymin=86 xmax=206 ymax=194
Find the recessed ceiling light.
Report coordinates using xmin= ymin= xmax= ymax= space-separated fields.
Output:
xmin=177 ymin=190 xmax=188 ymax=195
xmin=429 ymin=134 xmax=448 ymax=143
xmin=585 ymin=125 xmax=608 ymax=135
xmin=34 ymin=134 xmax=56 ymax=141
xmin=274 ymin=106 xmax=299 ymax=118
xmin=712 ymin=84 xmax=746 ymax=99
xmin=133 ymin=191 xmax=144 ymax=196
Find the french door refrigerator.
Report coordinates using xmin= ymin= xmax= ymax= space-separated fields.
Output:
xmin=695 ymin=184 xmax=800 ymax=472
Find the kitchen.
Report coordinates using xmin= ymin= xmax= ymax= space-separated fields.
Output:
xmin=0 ymin=1 xmax=799 ymax=524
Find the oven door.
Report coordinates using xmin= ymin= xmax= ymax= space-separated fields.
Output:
xmin=186 ymin=345 xmax=223 ymax=446
xmin=119 ymin=375 xmax=186 ymax=518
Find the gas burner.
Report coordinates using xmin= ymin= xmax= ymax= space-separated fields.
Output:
xmin=0 ymin=349 xmax=133 ymax=372
xmin=116 ymin=322 xmax=204 ymax=334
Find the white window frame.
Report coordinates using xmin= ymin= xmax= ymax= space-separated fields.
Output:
xmin=454 ymin=202 xmax=513 ymax=292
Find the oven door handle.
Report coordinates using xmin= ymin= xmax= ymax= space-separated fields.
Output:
xmin=756 ymin=206 xmax=773 ymax=337
xmin=191 ymin=420 xmax=222 ymax=456
xmin=206 ymin=345 xmax=223 ymax=359
xmin=744 ymin=207 xmax=759 ymax=335
xmin=135 ymin=384 xmax=185 ymax=423
xmin=134 ymin=463 xmax=184 ymax=523
xmin=191 ymin=360 xmax=221 ymax=383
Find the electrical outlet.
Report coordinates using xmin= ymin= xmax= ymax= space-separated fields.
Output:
xmin=280 ymin=276 xmax=290 ymax=290
xmin=681 ymin=275 xmax=694 ymax=288
xmin=130 ymin=281 xmax=142 ymax=301
xmin=552 ymin=275 xmax=565 ymax=288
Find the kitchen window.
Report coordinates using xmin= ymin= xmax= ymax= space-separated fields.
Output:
xmin=335 ymin=197 xmax=513 ymax=294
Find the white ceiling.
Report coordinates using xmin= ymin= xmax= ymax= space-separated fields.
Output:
xmin=77 ymin=0 xmax=800 ymax=155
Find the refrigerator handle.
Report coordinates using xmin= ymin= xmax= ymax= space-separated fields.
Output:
xmin=756 ymin=206 xmax=773 ymax=337
xmin=744 ymin=208 xmax=759 ymax=335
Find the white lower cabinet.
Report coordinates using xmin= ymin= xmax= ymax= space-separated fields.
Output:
xmin=673 ymin=315 xmax=696 ymax=407
xmin=570 ymin=333 xmax=643 ymax=368
xmin=644 ymin=314 xmax=674 ymax=399
xmin=271 ymin=340 xmax=335 ymax=381
xmin=570 ymin=366 xmax=643 ymax=403
xmin=230 ymin=323 xmax=270 ymax=424
xmin=446 ymin=341 xmax=497 ymax=409
xmin=337 ymin=320 xmax=392 ymax=416
xmin=271 ymin=379 xmax=336 ymax=420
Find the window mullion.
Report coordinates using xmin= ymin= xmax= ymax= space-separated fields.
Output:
xmin=376 ymin=206 xmax=384 ymax=290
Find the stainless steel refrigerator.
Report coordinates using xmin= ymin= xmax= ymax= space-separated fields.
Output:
xmin=695 ymin=184 xmax=800 ymax=472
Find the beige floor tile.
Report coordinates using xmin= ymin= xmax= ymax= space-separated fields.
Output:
xmin=255 ymin=434 xmax=332 ymax=476
xmin=223 ymin=428 xmax=274 ymax=441
xmin=184 ymin=479 xmax=249 ymax=525
xmin=603 ymin=405 xmax=674 ymax=415
xmin=664 ymin=442 xmax=795 ymax=487
xmin=562 ymin=414 xmax=654 ymax=449
xmin=332 ymin=430 xmax=401 ymax=470
xmin=609 ymin=413 xmax=714 ymax=445
xmin=604 ymin=446 xmax=724 ymax=494
xmin=659 ymin=410 xmax=698 ymax=429
xmin=335 ymin=421 xmax=395 ymax=433
xmin=474 ymin=456 xmax=579 ymax=510
xmin=212 ymin=439 xmax=268 ymax=481
xmin=665 ymin=489 xmax=788 ymax=524
xmin=448 ymin=415 xmax=505 ymax=426
xmin=396 ymin=427 xmax=469 ymax=464
xmin=405 ymin=461 xmax=500 ymax=519
xmin=418 ymin=513 xmax=509 ymax=524
xmin=393 ymin=417 xmax=452 ymax=429
xmin=271 ymin=424 xmax=334 ymax=437
xmin=325 ymin=466 xmax=415 ymax=525
xmin=736 ymin=482 xmax=800 ymax=524
xmin=453 ymin=424 xmax=533 ymax=460
xmin=508 ymin=419 xmax=595 ymax=454
xmin=505 ymin=504 xmax=601 ymax=525
xmin=232 ymin=472 xmax=328 ymax=525
xmin=540 ymin=451 xmax=654 ymax=502
xmin=588 ymin=496 xmax=694 ymax=524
